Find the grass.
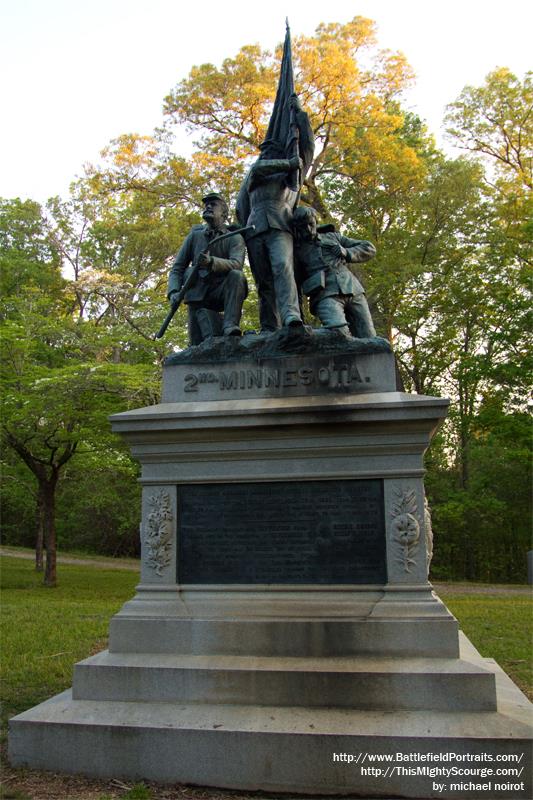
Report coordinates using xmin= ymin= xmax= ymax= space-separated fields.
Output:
xmin=2 ymin=554 xmax=531 ymax=724
xmin=1 ymin=555 xmax=532 ymax=800
xmin=0 ymin=556 xmax=138 ymax=728
xmin=437 ymin=591 xmax=533 ymax=700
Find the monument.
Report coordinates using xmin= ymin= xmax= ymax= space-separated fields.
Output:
xmin=9 ymin=23 xmax=532 ymax=800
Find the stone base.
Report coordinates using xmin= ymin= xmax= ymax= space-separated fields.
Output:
xmin=71 ymin=652 xmax=496 ymax=713
xmin=9 ymin=635 xmax=532 ymax=798
xmin=109 ymin=614 xmax=462 ymax=658
xmin=9 ymin=380 xmax=532 ymax=796
xmin=109 ymin=582 xmax=460 ymax=650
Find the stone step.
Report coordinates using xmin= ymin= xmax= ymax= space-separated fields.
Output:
xmin=10 ymin=677 xmax=532 ymax=798
xmin=73 ymin=650 xmax=497 ymax=712
xmin=109 ymin=615 xmax=461 ymax=658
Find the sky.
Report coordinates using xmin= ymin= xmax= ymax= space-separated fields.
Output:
xmin=1 ymin=0 xmax=531 ymax=203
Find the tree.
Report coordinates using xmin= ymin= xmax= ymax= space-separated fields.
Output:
xmin=4 ymin=22 xmax=530 ymax=584
xmin=46 ymin=184 xmax=183 ymax=354
xmin=1 ymin=314 xmax=154 ymax=586
xmin=443 ymin=68 xmax=532 ymax=427
xmin=0 ymin=199 xmax=158 ymax=586
xmin=163 ymin=16 xmax=423 ymax=225
xmin=444 ymin=68 xmax=532 ymax=190
xmin=429 ymin=397 xmax=531 ymax=582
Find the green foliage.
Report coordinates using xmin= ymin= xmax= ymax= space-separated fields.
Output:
xmin=0 ymin=194 xmax=160 ymax=585
xmin=56 ymin=457 xmax=142 ymax=556
xmin=0 ymin=198 xmax=63 ymax=304
xmin=0 ymin=788 xmax=31 ymax=800
xmin=1 ymin=20 xmax=531 ymax=583
xmin=0 ymin=457 xmax=36 ymax=548
xmin=428 ymin=401 xmax=531 ymax=582
xmin=123 ymin=785 xmax=153 ymax=800
xmin=444 ymin=68 xmax=532 ymax=190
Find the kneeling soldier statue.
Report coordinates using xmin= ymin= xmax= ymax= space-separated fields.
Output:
xmin=167 ymin=192 xmax=248 ymax=346
xmin=293 ymin=206 xmax=377 ymax=339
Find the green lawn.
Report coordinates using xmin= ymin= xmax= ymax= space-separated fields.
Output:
xmin=0 ymin=556 xmax=138 ymax=731
xmin=1 ymin=554 xmax=531 ymax=745
xmin=437 ymin=592 xmax=532 ymax=701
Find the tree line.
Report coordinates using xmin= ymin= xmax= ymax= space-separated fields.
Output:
xmin=1 ymin=17 xmax=531 ymax=586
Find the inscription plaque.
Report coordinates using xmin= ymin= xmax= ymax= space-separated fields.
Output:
xmin=161 ymin=352 xmax=397 ymax=403
xmin=178 ymin=480 xmax=386 ymax=584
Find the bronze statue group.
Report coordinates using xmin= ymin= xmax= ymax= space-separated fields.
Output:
xmin=166 ymin=26 xmax=377 ymax=348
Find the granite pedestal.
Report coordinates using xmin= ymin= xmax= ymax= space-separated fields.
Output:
xmin=9 ymin=343 xmax=532 ymax=798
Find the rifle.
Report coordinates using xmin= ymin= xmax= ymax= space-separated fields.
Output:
xmin=155 ymin=224 xmax=255 ymax=340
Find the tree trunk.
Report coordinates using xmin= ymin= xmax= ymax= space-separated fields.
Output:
xmin=304 ymin=178 xmax=330 ymax=220
xmin=394 ymin=357 xmax=406 ymax=392
xmin=42 ymin=476 xmax=58 ymax=588
xmin=35 ymin=488 xmax=44 ymax=572
xmin=460 ymin=423 xmax=470 ymax=490
xmin=4 ymin=430 xmax=76 ymax=588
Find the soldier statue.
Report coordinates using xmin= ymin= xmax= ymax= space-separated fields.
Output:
xmin=236 ymin=23 xmax=314 ymax=333
xmin=167 ymin=192 xmax=248 ymax=345
xmin=292 ymin=205 xmax=377 ymax=339
xmin=236 ymin=102 xmax=313 ymax=332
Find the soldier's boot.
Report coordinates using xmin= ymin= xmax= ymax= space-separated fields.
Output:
xmin=331 ymin=324 xmax=353 ymax=339
xmin=196 ymin=308 xmax=224 ymax=341
xmin=223 ymin=325 xmax=242 ymax=337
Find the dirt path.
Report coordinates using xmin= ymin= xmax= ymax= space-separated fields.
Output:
xmin=0 ymin=546 xmax=139 ymax=571
xmin=2 ymin=546 xmax=531 ymax=593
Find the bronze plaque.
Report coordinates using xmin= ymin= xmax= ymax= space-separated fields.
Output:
xmin=178 ymin=480 xmax=386 ymax=584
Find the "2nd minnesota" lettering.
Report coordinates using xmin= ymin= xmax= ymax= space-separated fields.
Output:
xmin=183 ymin=363 xmax=368 ymax=393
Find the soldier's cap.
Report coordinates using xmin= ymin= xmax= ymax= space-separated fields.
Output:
xmin=202 ymin=192 xmax=227 ymax=205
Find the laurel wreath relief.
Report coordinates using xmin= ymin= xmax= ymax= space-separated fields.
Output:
xmin=144 ymin=489 xmax=173 ymax=576
xmin=390 ymin=487 xmax=420 ymax=573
